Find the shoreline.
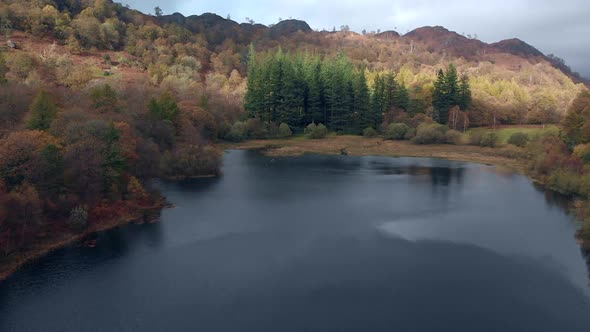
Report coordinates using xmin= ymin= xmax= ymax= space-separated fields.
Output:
xmin=222 ymin=136 xmax=528 ymax=173
xmin=2 ymin=137 xmax=587 ymax=282
xmin=0 ymin=201 xmax=167 ymax=282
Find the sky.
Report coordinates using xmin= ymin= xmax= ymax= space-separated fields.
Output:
xmin=120 ymin=0 xmax=590 ymax=78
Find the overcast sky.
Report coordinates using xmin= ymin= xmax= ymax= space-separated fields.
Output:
xmin=120 ymin=0 xmax=590 ymax=78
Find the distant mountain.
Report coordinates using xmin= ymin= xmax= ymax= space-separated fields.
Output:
xmin=147 ymin=10 xmax=585 ymax=83
xmin=375 ymin=30 xmax=401 ymax=39
xmin=491 ymin=38 xmax=544 ymax=57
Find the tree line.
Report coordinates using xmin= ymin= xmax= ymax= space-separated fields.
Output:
xmin=245 ymin=47 xmax=415 ymax=133
xmin=245 ymin=47 xmax=472 ymax=133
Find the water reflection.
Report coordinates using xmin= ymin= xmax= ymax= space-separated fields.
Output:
xmin=1 ymin=150 xmax=589 ymax=332
xmin=532 ymin=182 xmax=574 ymax=212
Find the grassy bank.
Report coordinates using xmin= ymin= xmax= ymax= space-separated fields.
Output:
xmin=223 ymin=135 xmax=527 ymax=172
xmin=0 ymin=200 xmax=167 ymax=282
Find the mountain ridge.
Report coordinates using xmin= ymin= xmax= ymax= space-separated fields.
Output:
xmin=146 ymin=11 xmax=585 ymax=83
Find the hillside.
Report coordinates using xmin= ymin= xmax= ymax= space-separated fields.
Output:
xmin=0 ymin=0 xmax=586 ymax=130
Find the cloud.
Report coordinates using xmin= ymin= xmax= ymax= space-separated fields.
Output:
xmin=120 ymin=0 xmax=590 ymax=78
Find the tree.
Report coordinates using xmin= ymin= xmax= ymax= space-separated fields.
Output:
xmin=148 ymin=92 xmax=180 ymax=123
xmin=353 ymin=68 xmax=370 ymax=132
xmin=0 ymin=130 xmax=58 ymax=189
xmin=432 ymin=64 xmax=469 ymax=125
xmin=154 ymin=7 xmax=163 ymax=17
xmin=71 ymin=16 xmax=102 ymax=49
xmin=432 ymin=69 xmax=448 ymax=124
xmin=458 ymin=75 xmax=472 ymax=111
xmin=28 ymin=91 xmax=58 ymax=131
xmin=563 ymin=90 xmax=590 ymax=146
xmin=370 ymin=74 xmax=385 ymax=128
xmin=90 ymin=84 xmax=118 ymax=113
xmin=0 ymin=51 xmax=7 ymax=84
xmin=444 ymin=64 xmax=459 ymax=106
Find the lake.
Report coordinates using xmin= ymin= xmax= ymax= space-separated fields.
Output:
xmin=1 ymin=150 xmax=590 ymax=331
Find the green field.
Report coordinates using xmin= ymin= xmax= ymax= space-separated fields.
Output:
xmin=467 ymin=125 xmax=560 ymax=144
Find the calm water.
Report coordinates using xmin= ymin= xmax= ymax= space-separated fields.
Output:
xmin=1 ymin=150 xmax=590 ymax=331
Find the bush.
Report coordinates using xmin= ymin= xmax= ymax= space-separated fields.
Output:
xmin=469 ymin=131 xmax=484 ymax=146
xmin=385 ymin=123 xmax=410 ymax=140
xmin=278 ymin=123 xmax=293 ymax=138
xmin=508 ymin=132 xmax=529 ymax=147
xmin=578 ymin=174 xmax=590 ymax=198
xmin=548 ymin=171 xmax=580 ymax=196
xmin=412 ymin=124 xmax=447 ymax=144
xmin=245 ymin=118 xmax=268 ymax=139
xmin=480 ymin=133 xmax=499 ymax=148
xmin=161 ymin=145 xmax=222 ymax=178
xmin=573 ymin=144 xmax=590 ymax=164
xmin=470 ymin=131 xmax=499 ymax=148
xmin=363 ymin=127 xmax=377 ymax=137
xmin=305 ymin=123 xmax=328 ymax=139
xmin=68 ymin=206 xmax=88 ymax=230
xmin=404 ymin=128 xmax=417 ymax=140
xmin=225 ymin=121 xmax=247 ymax=142
xmin=445 ymin=130 xmax=463 ymax=145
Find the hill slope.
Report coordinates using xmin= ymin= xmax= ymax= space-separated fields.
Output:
xmin=0 ymin=0 xmax=586 ymax=128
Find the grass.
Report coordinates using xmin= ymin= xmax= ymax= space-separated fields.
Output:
xmin=467 ymin=125 xmax=559 ymax=144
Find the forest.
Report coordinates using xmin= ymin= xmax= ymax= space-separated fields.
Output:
xmin=243 ymin=47 xmax=472 ymax=135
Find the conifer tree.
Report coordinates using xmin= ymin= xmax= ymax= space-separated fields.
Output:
xmin=353 ymin=68 xmax=370 ymax=131
xmin=433 ymin=69 xmax=446 ymax=123
xmin=28 ymin=91 xmax=58 ymax=131
xmin=370 ymin=74 xmax=385 ymax=128
xmin=458 ymin=75 xmax=472 ymax=111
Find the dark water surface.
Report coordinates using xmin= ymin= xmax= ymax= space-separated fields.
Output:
xmin=2 ymin=150 xmax=590 ymax=331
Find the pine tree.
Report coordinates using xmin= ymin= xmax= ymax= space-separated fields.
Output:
xmin=395 ymin=84 xmax=410 ymax=111
xmin=432 ymin=64 xmax=467 ymax=124
xmin=268 ymin=48 xmax=285 ymax=123
xmin=382 ymin=72 xmax=397 ymax=113
xmin=353 ymin=68 xmax=370 ymax=132
xmin=433 ymin=69 xmax=448 ymax=124
xmin=458 ymin=75 xmax=472 ymax=111
xmin=28 ymin=91 xmax=58 ymax=131
xmin=370 ymin=74 xmax=385 ymax=128
xmin=245 ymin=44 xmax=263 ymax=119
xmin=445 ymin=63 xmax=459 ymax=106
xmin=305 ymin=56 xmax=324 ymax=124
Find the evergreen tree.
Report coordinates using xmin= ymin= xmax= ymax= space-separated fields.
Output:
xmin=458 ymin=75 xmax=472 ymax=111
xmin=370 ymin=74 xmax=385 ymax=128
xmin=444 ymin=64 xmax=459 ymax=106
xmin=382 ymin=72 xmax=397 ymax=113
xmin=432 ymin=69 xmax=448 ymax=124
xmin=102 ymin=123 xmax=127 ymax=196
xmin=395 ymin=84 xmax=410 ymax=111
xmin=149 ymin=92 xmax=179 ymax=123
xmin=245 ymin=45 xmax=263 ymax=119
xmin=28 ymin=91 xmax=58 ymax=131
xmin=432 ymin=64 xmax=470 ymax=124
xmin=305 ymin=56 xmax=324 ymax=124
xmin=353 ymin=68 xmax=370 ymax=132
